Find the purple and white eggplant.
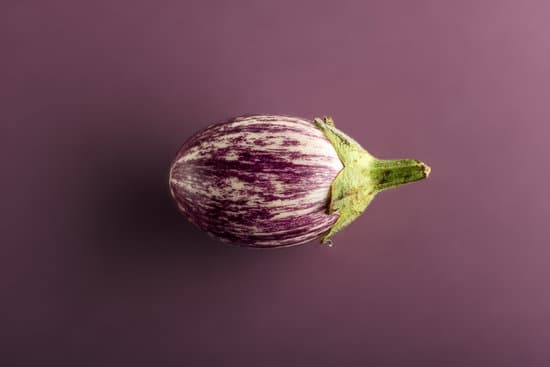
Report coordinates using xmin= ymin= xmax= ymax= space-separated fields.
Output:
xmin=169 ymin=115 xmax=430 ymax=248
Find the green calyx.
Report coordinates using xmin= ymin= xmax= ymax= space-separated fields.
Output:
xmin=313 ymin=116 xmax=431 ymax=246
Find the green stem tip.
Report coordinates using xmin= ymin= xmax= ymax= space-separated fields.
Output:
xmin=369 ymin=158 xmax=431 ymax=192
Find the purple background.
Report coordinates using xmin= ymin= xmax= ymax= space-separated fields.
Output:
xmin=3 ymin=1 xmax=549 ymax=366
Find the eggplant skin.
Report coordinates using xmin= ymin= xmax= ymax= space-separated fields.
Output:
xmin=169 ymin=115 xmax=343 ymax=248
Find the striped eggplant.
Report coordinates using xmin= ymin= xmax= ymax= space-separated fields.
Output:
xmin=169 ymin=115 xmax=430 ymax=248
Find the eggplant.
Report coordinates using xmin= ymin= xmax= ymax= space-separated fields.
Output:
xmin=169 ymin=115 xmax=430 ymax=248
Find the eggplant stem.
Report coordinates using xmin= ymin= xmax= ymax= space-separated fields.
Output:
xmin=368 ymin=159 xmax=431 ymax=192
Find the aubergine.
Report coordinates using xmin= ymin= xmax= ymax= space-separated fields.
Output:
xmin=169 ymin=115 xmax=430 ymax=248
